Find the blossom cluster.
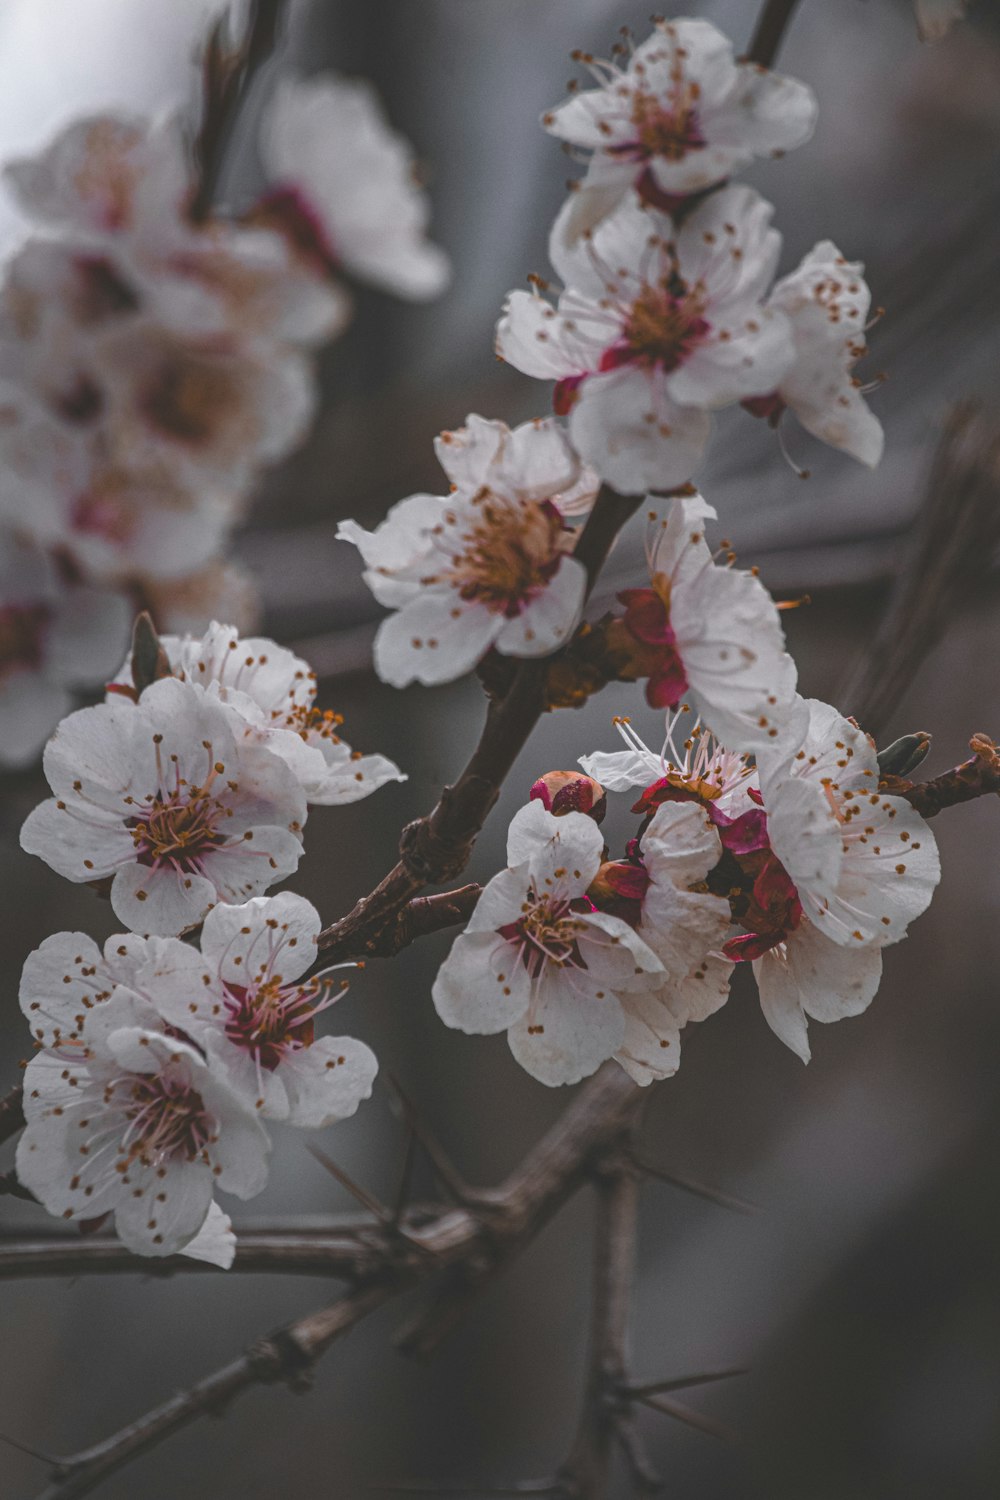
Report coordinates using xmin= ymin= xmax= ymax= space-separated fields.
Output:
xmin=12 ymin=13 xmax=948 ymax=1265
xmin=17 ymin=890 xmax=377 ymax=1264
xmin=0 ymin=70 xmax=448 ymax=765
xmin=16 ymin=622 xmax=403 ymax=1260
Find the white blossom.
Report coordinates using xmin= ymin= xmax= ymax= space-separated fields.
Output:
xmin=339 ymin=416 xmax=599 ymax=687
xmin=433 ymin=800 xmax=663 ymax=1087
xmin=496 ymin=187 xmax=794 ymax=493
xmin=749 ymin=241 xmax=884 ymax=467
xmin=109 ymin=621 xmax=405 ymax=807
xmin=259 ymin=73 xmax=451 ymax=301
xmin=751 ymin=699 xmax=941 ymax=1061
xmin=544 ymin=16 xmax=816 ymax=241
xmin=0 ymin=531 xmax=130 ymax=767
xmin=144 ymin=562 xmax=261 ymax=639
xmin=20 ymin=675 xmax=307 ymax=936
xmin=613 ymin=798 xmax=733 ymax=1085
xmin=915 ymin=0 xmax=971 ymax=42
xmin=148 ymin=893 xmax=378 ymax=1127
xmin=613 ymin=493 xmax=806 ymax=748
xmin=0 ymin=410 xmax=240 ymax=584
xmin=16 ymin=987 xmax=269 ymax=1262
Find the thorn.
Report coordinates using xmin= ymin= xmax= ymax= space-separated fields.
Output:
xmin=307 ymin=1146 xmax=391 ymax=1223
xmin=390 ymin=1127 xmax=418 ymax=1227
xmin=370 ymin=1483 xmax=561 ymax=1496
xmin=614 ymin=1414 xmax=662 ymax=1492
xmin=384 ymin=1075 xmax=474 ymax=1206
xmin=634 ymin=1157 xmax=760 ymax=1215
xmin=0 ymin=1430 xmax=62 ymax=1466
xmin=625 ymin=1367 xmax=748 ymax=1399
xmin=634 ymin=1392 xmax=738 ymax=1443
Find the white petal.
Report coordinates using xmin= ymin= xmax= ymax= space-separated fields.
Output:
xmin=569 ymin=365 xmax=711 ymax=494
xmin=280 ymin=1036 xmax=378 ymax=1129
xmin=111 ymin=863 xmax=218 ymax=938
xmin=496 ymin=557 xmax=586 ymax=658
xmin=666 ymin=311 xmax=794 ymax=408
xmin=495 ymin=289 xmax=606 ymax=380
xmin=373 ymin=593 xmax=501 ymax=687
xmin=505 ymin=800 xmax=603 ymax=885
xmin=508 ymin=966 xmax=625 ymax=1087
xmin=201 ymin=892 xmax=320 ymax=987
xmin=676 ymin=185 xmax=782 ymax=310
xmin=114 ymin=1161 xmax=215 ymax=1259
xmin=433 ymin=931 xmax=531 ymax=1034
xmin=181 ymin=1200 xmax=236 ymax=1268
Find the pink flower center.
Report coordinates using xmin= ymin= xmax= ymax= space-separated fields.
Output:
xmin=608 ymin=286 xmax=710 ymax=373
xmin=498 ymin=890 xmax=589 ymax=979
xmin=0 ymin=602 xmax=49 ymax=678
xmin=128 ymin=791 xmax=223 ymax=870
xmin=223 ymin=978 xmax=318 ymax=1072
xmin=627 ymin=91 xmax=706 ymax=162
xmin=121 ymin=1070 xmax=213 ymax=1165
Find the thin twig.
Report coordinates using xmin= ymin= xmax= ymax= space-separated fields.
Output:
xmin=745 ymin=0 xmax=803 ymax=66
xmin=317 ymin=487 xmax=641 ymax=961
xmin=189 ymin=0 xmax=289 ymax=221
xmin=21 ymin=1067 xmax=642 ymax=1497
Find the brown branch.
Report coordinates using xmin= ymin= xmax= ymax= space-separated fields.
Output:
xmin=319 ymin=885 xmax=482 ymax=960
xmin=20 ymin=1066 xmax=642 ymax=1498
xmin=558 ymin=1122 xmax=648 ymax=1498
xmin=189 ymin=0 xmax=289 ymax=221
xmin=899 ymin=734 xmax=1000 ymax=819
xmin=317 ymin=487 xmax=641 ymax=960
xmin=745 ymin=0 xmax=803 ymax=67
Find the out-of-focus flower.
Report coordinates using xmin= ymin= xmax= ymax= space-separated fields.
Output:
xmin=748 ymin=699 xmax=940 ymax=1060
xmin=496 ymin=188 xmax=793 ymax=493
xmin=109 ymin=621 xmax=405 ymax=807
xmin=745 ymin=241 xmax=884 ymax=467
xmin=0 ymin=411 xmax=239 ymax=583
xmin=258 ymin=73 xmax=451 ymax=301
xmin=609 ymin=492 xmax=805 ymax=747
xmin=0 ymin=531 xmax=130 ymax=767
xmin=3 ymin=114 xmax=190 ymax=239
xmin=433 ymin=800 xmax=663 ymax=1086
xmin=339 ymin=416 xmax=599 ymax=687
xmin=94 ymin=320 xmax=315 ymax=488
xmin=148 ymin=893 xmax=378 ymax=1126
xmin=545 ymin=16 xmax=816 ymax=241
xmin=915 ymin=0 xmax=972 ymax=42
xmin=144 ymin=562 xmax=261 ymax=638
xmin=17 ymin=987 xmax=269 ymax=1262
xmin=20 ymin=676 xmax=306 ymax=936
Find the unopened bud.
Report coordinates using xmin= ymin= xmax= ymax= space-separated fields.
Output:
xmin=587 ymin=858 xmax=650 ymax=927
xmin=876 ymin=731 xmax=932 ymax=780
xmin=530 ymin=770 xmax=607 ymax=823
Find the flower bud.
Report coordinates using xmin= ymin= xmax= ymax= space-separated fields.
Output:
xmin=529 ymin=770 xmax=607 ymax=823
xmin=587 ymin=858 xmax=650 ymax=927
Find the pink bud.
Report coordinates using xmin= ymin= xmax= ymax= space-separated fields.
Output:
xmin=529 ymin=770 xmax=607 ymax=823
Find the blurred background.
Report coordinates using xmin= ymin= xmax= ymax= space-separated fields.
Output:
xmin=2 ymin=0 xmax=1000 ymax=1495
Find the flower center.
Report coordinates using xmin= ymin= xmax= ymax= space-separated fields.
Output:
xmin=0 ymin=602 xmax=49 ymax=678
xmin=498 ymin=890 xmax=589 ymax=977
xmin=121 ymin=1071 xmax=213 ymax=1165
xmin=141 ymin=356 xmax=238 ymax=447
xmin=440 ymin=494 xmax=569 ymax=618
xmin=128 ymin=791 xmax=223 ymax=870
xmin=616 ymin=287 xmax=710 ymax=372
xmin=629 ymin=90 xmax=706 ymax=161
xmin=223 ymin=979 xmax=316 ymax=1071
xmin=700 ymin=804 xmax=804 ymax=960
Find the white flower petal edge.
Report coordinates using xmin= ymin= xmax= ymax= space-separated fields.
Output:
xmin=542 ymin=17 xmax=816 ymax=238
xmin=260 ymin=74 xmax=450 ymax=300
xmin=433 ymin=804 xmax=663 ymax=1086
xmin=764 ymin=241 xmax=884 ymax=467
xmin=340 ymin=417 xmax=594 ymax=687
xmin=108 ymin=621 xmax=405 ymax=809
xmin=21 ymin=676 xmax=307 ymax=936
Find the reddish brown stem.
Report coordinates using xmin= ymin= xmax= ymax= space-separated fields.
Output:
xmin=900 ymin=734 xmax=1000 ymax=819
